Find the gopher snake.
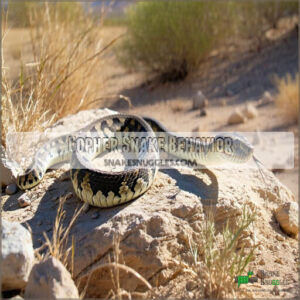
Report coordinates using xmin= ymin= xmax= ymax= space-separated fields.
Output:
xmin=17 ymin=114 xmax=254 ymax=207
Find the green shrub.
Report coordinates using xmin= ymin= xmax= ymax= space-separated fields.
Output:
xmin=119 ymin=1 xmax=298 ymax=81
xmin=119 ymin=1 xmax=234 ymax=81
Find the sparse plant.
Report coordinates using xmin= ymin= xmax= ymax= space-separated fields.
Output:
xmin=35 ymin=195 xmax=84 ymax=275
xmin=189 ymin=207 xmax=257 ymax=298
xmin=275 ymin=72 xmax=299 ymax=123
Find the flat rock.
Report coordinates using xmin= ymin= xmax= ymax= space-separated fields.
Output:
xmin=24 ymin=256 xmax=79 ymax=299
xmin=275 ymin=201 xmax=298 ymax=237
xmin=1 ymin=220 xmax=34 ymax=291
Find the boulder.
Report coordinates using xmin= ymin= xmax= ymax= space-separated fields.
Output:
xmin=24 ymin=257 xmax=79 ymax=299
xmin=1 ymin=220 xmax=34 ymax=291
xmin=228 ymin=109 xmax=246 ymax=125
xmin=275 ymin=202 xmax=298 ymax=237
xmin=72 ymin=167 xmax=294 ymax=298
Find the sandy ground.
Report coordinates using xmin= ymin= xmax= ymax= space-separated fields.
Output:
xmin=2 ymin=23 xmax=298 ymax=299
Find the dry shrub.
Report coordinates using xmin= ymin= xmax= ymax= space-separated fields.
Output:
xmin=1 ymin=3 xmax=120 ymax=147
xmin=275 ymin=73 xmax=299 ymax=123
xmin=189 ymin=207 xmax=256 ymax=298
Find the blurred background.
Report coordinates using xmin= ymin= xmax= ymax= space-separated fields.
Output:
xmin=2 ymin=0 xmax=299 ymax=198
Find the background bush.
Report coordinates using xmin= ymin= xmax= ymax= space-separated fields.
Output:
xmin=119 ymin=0 xmax=298 ymax=81
xmin=119 ymin=1 xmax=234 ymax=81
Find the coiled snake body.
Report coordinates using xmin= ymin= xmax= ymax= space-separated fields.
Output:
xmin=17 ymin=114 xmax=254 ymax=207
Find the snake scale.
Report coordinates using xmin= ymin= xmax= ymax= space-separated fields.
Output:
xmin=16 ymin=114 xmax=254 ymax=207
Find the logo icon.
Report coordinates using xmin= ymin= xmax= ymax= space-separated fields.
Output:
xmin=235 ymin=271 xmax=258 ymax=287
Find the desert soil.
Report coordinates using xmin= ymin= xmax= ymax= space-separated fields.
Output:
xmin=2 ymin=23 xmax=298 ymax=299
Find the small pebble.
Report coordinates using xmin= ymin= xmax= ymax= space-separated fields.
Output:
xmin=18 ymin=194 xmax=31 ymax=208
xmin=273 ymin=245 xmax=279 ymax=251
xmin=5 ymin=183 xmax=18 ymax=195
xmin=276 ymin=234 xmax=285 ymax=241
xmin=167 ymin=179 xmax=171 ymax=184
xmin=186 ymin=280 xmax=197 ymax=291
xmin=259 ymin=258 xmax=265 ymax=265
xmin=200 ymin=108 xmax=207 ymax=117
xmin=91 ymin=212 xmax=99 ymax=219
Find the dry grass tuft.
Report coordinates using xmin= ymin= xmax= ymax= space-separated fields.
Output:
xmin=1 ymin=3 xmax=120 ymax=147
xmin=275 ymin=73 xmax=299 ymax=123
xmin=35 ymin=195 xmax=84 ymax=276
xmin=189 ymin=207 xmax=257 ymax=298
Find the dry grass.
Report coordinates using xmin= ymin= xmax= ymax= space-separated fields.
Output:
xmin=79 ymin=234 xmax=152 ymax=299
xmin=275 ymin=73 xmax=299 ymax=123
xmin=1 ymin=3 xmax=121 ymax=147
xmin=188 ymin=207 xmax=257 ymax=298
xmin=35 ymin=195 xmax=85 ymax=276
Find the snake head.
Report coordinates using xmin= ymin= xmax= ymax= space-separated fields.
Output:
xmin=213 ymin=133 xmax=254 ymax=164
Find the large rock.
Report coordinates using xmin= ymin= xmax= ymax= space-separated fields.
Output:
xmin=1 ymin=220 xmax=35 ymax=291
xmin=1 ymin=145 xmax=15 ymax=187
xmin=24 ymin=257 xmax=79 ymax=299
xmin=275 ymin=202 xmax=298 ymax=237
xmin=72 ymin=167 xmax=294 ymax=298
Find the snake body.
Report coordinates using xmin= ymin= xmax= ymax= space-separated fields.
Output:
xmin=17 ymin=114 xmax=254 ymax=207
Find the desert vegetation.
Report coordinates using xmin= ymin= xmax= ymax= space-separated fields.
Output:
xmin=1 ymin=2 xmax=119 ymax=146
xmin=275 ymin=73 xmax=299 ymax=123
xmin=119 ymin=1 xmax=298 ymax=81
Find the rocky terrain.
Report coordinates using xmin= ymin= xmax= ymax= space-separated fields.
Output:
xmin=1 ymin=19 xmax=298 ymax=299
xmin=1 ymin=107 xmax=299 ymax=299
